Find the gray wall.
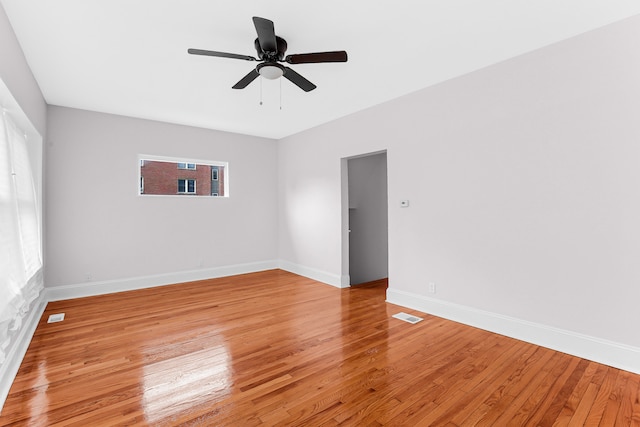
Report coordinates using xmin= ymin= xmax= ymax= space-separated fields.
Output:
xmin=278 ymin=14 xmax=640 ymax=350
xmin=45 ymin=107 xmax=278 ymax=287
xmin=348 ymin=152 xmax=388 ymax=284
xmin=0 ymin=5 xmax=46 ymax=135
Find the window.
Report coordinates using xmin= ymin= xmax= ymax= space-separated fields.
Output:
xmin=0 ymin=81 xmax=44 ymax=366
xmin=139 ymin=156 xmax=228 ymax=197
xmin=178 ymin=179 xmax=196 ymax=194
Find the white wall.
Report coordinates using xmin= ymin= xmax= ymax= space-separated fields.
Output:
xmin=278 ymin=15 xmax=640 ymax=369
xmin=277 ymin=115 xmax=388 ymax=286
xmin=0 ymin=6 xmax=46 ymax=135
xmin=45 ymin=107 xmax=278 ymax=290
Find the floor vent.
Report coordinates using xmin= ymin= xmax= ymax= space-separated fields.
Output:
xmin=392 ymin=312 xmax=423 ymax=324
xmin=47 ymin=313 xmax=65 ymax=323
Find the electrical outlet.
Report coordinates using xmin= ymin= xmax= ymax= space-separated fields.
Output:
xmin=85 ymin=273 xmax=92 ymax=282
xmin=428 ymin=282 xmax=436 ymax=294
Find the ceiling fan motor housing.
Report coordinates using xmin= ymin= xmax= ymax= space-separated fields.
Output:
xmin=254 ymin=36 xmax=288 ymax=61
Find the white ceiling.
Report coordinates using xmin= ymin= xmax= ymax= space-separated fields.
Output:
xmin=3 ymin=1 xmax=640 ymax=139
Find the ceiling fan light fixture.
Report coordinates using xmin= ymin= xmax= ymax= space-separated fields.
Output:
xmin=257 ymin=63 xmax=284 ymax=80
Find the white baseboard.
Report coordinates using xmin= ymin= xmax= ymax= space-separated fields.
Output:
xmin=46 ymin=260 xmax=279 ymax=301
xmin=386 ymin=288 xmax=640 ymax=375
xmin=341 ymin=275 xmax=351 ymax=287
xmin=0 ymin=292 xmax=47 ymax=411
xmin=278 ymin=260 xmax=347 ymax=288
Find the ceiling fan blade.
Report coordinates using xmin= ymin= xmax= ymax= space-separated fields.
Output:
xmin=285 ymin=51 xmax=348 ymax=64
xmin=232 ymin=69 xmax=260 ymax=89
xmin=283 ymin=67 xmax=317 ymax=92
xmin=188 ymin=48 xmax=256 ymax=61
xmin=252 ymin=16 xmax=277 ymax=53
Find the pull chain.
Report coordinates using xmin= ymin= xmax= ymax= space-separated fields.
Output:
xmin=256 ymin=78 xmax=284 ymax=109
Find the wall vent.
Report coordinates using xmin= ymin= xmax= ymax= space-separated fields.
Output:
xmin=392 ymin=312 xmax=423 ymax=324
xmin=47 ymin=313 xmax=65 ymax=323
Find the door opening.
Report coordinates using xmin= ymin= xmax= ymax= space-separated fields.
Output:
xmin=343 ymin=151 xmax=388 ymax=286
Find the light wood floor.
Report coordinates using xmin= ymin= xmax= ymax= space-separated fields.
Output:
xmin=2 ymin=270 xmax=639 ymax=426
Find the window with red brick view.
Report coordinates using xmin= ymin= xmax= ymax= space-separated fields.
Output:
xmin=139 ymin=158 xmax=227 ymax=197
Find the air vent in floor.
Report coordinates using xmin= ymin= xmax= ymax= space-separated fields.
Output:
xmin=392 ymin=312 xmax=423 ymax=324
xmin=47 ymin=313 xmax=65 ymax=323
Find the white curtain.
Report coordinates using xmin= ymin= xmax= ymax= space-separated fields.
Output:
xmin=0 ymin=109 xmax=43 ymax=365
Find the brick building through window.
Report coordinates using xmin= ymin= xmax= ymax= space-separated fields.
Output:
xmin=140 ymin=159 xmax=226 ymax=196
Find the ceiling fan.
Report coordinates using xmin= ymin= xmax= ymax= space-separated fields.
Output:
xmin=188 ymin=16 xmax=348 ymax=92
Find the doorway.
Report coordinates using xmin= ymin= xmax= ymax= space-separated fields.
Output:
xmin=344 ymin=151 xmax=388 ymax=286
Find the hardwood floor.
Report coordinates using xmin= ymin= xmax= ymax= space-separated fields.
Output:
xmin=1 ymin=269 xmax=639 ymax=426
